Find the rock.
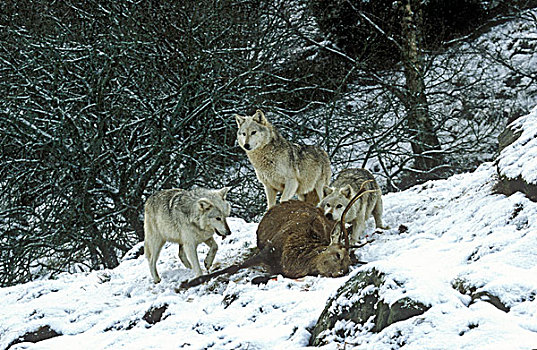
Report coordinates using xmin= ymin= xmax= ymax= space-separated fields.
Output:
xmin=497 ymin=124 xmax=522 ymax=153
xmin=7 ymin=325 xmax=61 ymax=349
xmin=470 ymin=291 xmax=510 ymax=313
xmin=452 ymin=278 xmax=510 ymax=313
xmin=494 ymin=174 xmax=537 ymax=202
xmin=143 ymin=304 xmax=168 ymax=325
xmin=309 ymin=269 xmax=429 ymax=346
xmin=495 ymin=106 xmax=537 ymax=202
xmin=121 ymin=242 xmax=145 ymax=261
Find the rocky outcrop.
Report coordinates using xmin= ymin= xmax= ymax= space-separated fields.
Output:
xmin=452 ymin=278 xmax=511 ymax=313
xmin=494 ymin=174 xmax=537 ymax=201
xmin=309 ymin=269 xmax=429 ymax=346
xmin=143 ymin=304 xmax=168 ymax=325
xmin=7 ymin=326 xmax=61 ymax=349
xmin=495 ymin=106 xmax=537 ymax=202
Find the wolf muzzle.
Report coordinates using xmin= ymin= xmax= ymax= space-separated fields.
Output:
xmin=214 ymin=222 xmax=232 ymax=239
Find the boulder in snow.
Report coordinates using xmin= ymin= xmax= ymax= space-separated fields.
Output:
xmin=495 ymin=106 xmax=537 ymax=202
xmin=310 ymin=269 xmax=429 ymax=346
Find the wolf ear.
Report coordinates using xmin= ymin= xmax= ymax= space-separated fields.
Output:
xmin=339 ymin=184 xmax=353 ymax=199
xmin=253 ymin=109 xmax=268 ymax=125
xmin=197 ymin=198 xmax=213 ymax=211
xmin=235 ymin=114 xmax=246 ymax=127
xmin=323 ymin=185 xmax=334 ymax=197
xmin=215 ymin=187 xmax=230 ymax=199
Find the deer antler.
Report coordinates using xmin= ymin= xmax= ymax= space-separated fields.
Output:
xmin=340 ymin=180 xmax=377 ymax=251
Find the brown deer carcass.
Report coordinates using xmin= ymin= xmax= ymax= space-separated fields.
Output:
xmin=181 ymin=183 xmax=374 ymax=288
xmin=256 ymin=200 xmax=350 ymax=278
xmin=181 ymin=201 xmax=349 ymax=288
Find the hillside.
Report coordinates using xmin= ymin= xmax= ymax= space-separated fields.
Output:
xmin=2 ymin=109 xmax=537 ymax=349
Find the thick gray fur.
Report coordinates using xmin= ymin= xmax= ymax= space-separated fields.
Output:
xmin=144 ymin=187 xmax=231 ymax=283
xmin=319 ymin=168 xmax=388 ymax=243
xmin=235 ymin=110 xmax=331 ymax=210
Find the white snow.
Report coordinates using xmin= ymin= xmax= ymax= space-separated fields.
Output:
xmin=2 ymin=158 xmax=537 ymax=349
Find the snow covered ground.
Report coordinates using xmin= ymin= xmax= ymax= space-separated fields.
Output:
xmin=2 ymin=158 xmax=537 ymax=349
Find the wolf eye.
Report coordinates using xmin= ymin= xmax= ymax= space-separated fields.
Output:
xmin=326 ymin=203 xmax=330 ymax=208
xmin=251 ymin=131 xmax=257 ymax=135
xmin=215 ymin=217 xmax=222 ymax=221
xmin=242 ymin=132 xmax=246 ymax=136
xmin=336 ymin=204 xmax=343 ymax=209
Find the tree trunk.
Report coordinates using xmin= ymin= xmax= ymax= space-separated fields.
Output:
xmin=400 ymin=0 xmax=443 ymax=173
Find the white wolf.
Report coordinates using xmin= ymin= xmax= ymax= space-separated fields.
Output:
xmin=319 ymin=168 xmax=388 ymax=244
xmin=144 ymin=187 xmax=231 ymax=283
xmin=235 ymin=109 xmax=331 ymax=210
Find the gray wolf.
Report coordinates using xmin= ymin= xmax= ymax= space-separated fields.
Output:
xmin=319 ymin=168 xmax=388 ymax=243
xmin=235 ymin=109 xmax=331 ymax=209
xmin=144 ymin=187 xmax=232 ymax=283
xmin=182 ymin=200 xmax=351 ymax=288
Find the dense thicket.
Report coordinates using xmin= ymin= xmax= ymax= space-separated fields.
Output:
xmin=310 ymin=0 xmax=488 ymax=68
xmin=1 ymin=0 xmax=535 ymax=286
xmin=0 ymin=1 xmax=259 ymax=284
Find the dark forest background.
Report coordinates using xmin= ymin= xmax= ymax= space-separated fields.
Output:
xmin=1 ymin=0 xmax=536 ymax=286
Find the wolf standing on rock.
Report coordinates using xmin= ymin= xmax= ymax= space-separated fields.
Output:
xmin=144 ymin=187 xmax=232 ymax=283
xmin=319 ymin=168 xmax=388 ymax=244
xmin=235 ymin=109 xmax=331 ymax=210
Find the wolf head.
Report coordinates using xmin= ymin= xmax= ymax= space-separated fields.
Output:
xmin=314 ymin=244 xmax=350 ymax=277
xmin=235 ymin=109 xmax=272 ymax=152
xmin=318 ymin=184 xmax=356 ymax=222
xmin=195 ymin=187 xmax=232 ymax=238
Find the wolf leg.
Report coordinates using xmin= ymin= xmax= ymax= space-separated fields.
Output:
xmin=351 ymin=202 xmax=368 ymax=243
xmin=146 ymin=238 xmax=165 ymax=283
xmin=264 ymin=184 xmax=277 ymax=209
xmin=303 ymin=187 xmax=321 ymax=205
xmin=203 ymin=237 xmax=218 ymax=271
xmin=350 ymin=219 xmax=367 ymax=244
xmin=183 ymin=243 xmax=203 ymax=276
xmin=178 ymin=245 xmax=192 ymax=269
xmin=372 ymin=196 xmax=389 ymax=229
xmin=280 ymin=179 xmax=299 ymax=202
xmin=314 ymin=181 xmax=325 ymax=203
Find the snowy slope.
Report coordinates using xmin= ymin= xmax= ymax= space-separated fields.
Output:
xmin=2 ymin=159 xmax=537 ymax=349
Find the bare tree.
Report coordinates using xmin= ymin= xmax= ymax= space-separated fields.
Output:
xmin=0 ymin=0 xmax=267 ymax=285
xmin=299 ymin=0 xmax=536 ymax=189
xmin=398 ymin=0 xmax=443 ymax=174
